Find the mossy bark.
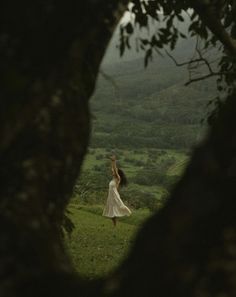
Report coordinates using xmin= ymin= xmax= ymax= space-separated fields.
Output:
xmin=0 ymin=1 xmax=128 ymax=296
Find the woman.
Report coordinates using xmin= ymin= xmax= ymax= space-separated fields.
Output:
xmin=102 ymin=155 xmax=131 ymax=226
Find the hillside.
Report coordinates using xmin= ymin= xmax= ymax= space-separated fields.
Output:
xmin=67 ymin=15 xmax=222 ymax=283
xmin=90 ymin=53 xmax=216 ymax=150
xmin=69 ymin=45 xmax=218 ymax=211
xmin=66 ymin=204 xmax=151 ymax=279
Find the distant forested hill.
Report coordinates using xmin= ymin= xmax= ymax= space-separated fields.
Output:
xmin=72 ymin=30 xmax=218 ymax=212
xmin=90 ymin=49 xmax=216 ymax=150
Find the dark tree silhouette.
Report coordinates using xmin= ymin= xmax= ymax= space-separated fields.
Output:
xmin=0 ymin=1 xmax=236 ymax=296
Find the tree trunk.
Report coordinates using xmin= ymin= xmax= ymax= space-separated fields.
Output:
xmin=0 ymin=1 xmax=128 ymax=296
xmin=1 ymin=1 xmax=236 ymax=297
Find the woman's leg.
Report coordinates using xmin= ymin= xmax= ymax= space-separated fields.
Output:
xmin=111 ymin=217 xmax=117 ymax=227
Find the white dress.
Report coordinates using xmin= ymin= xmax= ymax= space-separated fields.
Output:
xmin=103 ymin=179 xmax=132 ymax=218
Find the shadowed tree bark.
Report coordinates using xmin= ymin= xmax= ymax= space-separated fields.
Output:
xmin=0 ymin=1 xmax=128 ymax=296
xmin=1 ymin=1 xmax=236 ymax=297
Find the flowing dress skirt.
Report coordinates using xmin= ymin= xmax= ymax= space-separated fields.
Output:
xmin=103 ymin=179 xmax=131 ymax=218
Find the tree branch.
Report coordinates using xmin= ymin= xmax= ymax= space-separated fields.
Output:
xmin=165 ymin=49 xmax=203 ymax=67
xmin=165 ymin=48 xmax=224 ymax=85
xmin=185 ymin=72 xmax=220 ymax=85
xmin=190 ymin=0 xmax=236 ymax=56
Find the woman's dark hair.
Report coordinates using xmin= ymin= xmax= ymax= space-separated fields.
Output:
xmin=118 ymin=168 xmax=128 ymax=187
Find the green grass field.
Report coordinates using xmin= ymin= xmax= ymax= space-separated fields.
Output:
xmin=65 ymin=204 xmax=151 ymax=279
xmin=67 ymin=148 xmax=189 ymax=279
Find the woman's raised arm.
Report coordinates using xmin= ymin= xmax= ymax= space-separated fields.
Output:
xmin=110 ymin=155 xmax=121 ymax=184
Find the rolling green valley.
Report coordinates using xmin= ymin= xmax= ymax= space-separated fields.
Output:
xmin=66 ymin=43 xmax=217 ymax=278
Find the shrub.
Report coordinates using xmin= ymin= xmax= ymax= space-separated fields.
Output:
xmin=95 ymin=154 xmax=104 ymax=160
xmin=121 ymin=188 xmax=159 ymax=211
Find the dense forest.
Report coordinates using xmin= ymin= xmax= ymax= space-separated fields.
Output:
xmin=91 ymin=56 xmax=216 ymax=149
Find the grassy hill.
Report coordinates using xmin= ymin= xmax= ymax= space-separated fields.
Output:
xmin=91 ymin=55 xmax=215 ymax=150
xmin=66 ymin=38 xmax=218 ymax=279
xmin=65 ymin=204 xmax=151 ymax=279
xmin=71 ymin=53 xmax=216 ymax=211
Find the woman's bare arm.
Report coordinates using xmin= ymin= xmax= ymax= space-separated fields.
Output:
xmin=110 ymin=155 xmax=121 ymax=186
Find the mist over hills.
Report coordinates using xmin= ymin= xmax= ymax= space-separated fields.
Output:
xmin=102 ymin=12 xmax=194 ymax=66
xmin=90 ymin=29 xmax=217 ymax=151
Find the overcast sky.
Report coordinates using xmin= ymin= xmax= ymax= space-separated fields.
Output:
xmin=102 ymin=10 xmax=193 ymax=66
